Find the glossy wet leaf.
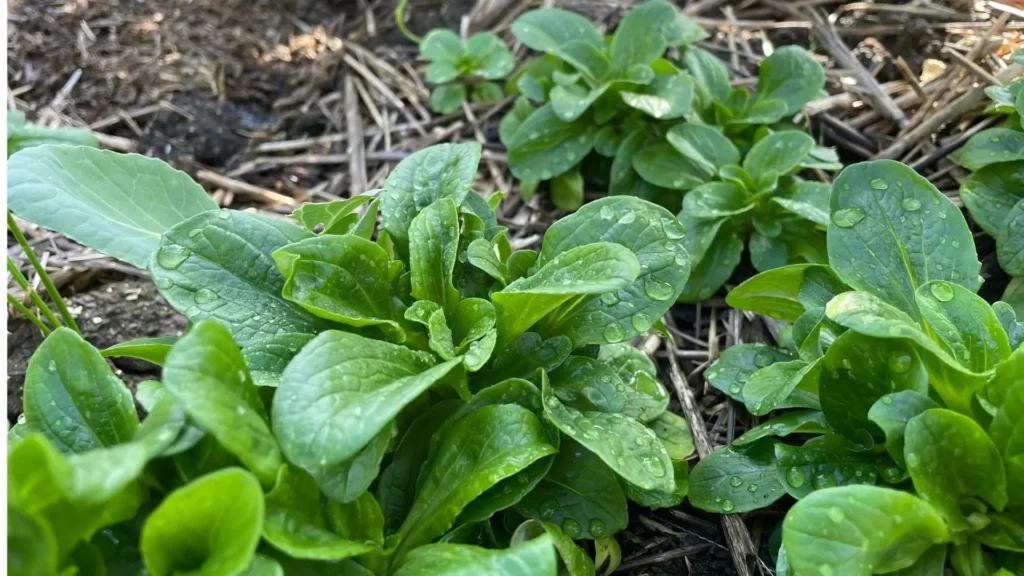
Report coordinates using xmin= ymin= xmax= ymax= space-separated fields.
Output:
xmin=704 ymin=343 xmax=793 ymax=402
xmin=775 ymin=435 xmax=897 ymax=500
xmin=688 ymin=439 xmax=785 ymax=514
xmin=734 ymin=410 xmax=829 ymax=446
xmin=516 ymin=438 xmax=628 ymax=540
xmin=409 ymin=198 xmax=461 ymax=310
xmin=620 ymin=73 xmax=694 ymax=120
xmin=867 ymin=390 xmax=939 ymax=469
xmin=959 ymin=160 xmax=1024 ymax=238
xmin=511 ymin=520 xmax=595 ymax=576
xmin=162 ymin=320 xmax=282 ymax=486
xmin=783 ymin=486 xmax=949 ymax=576
xmin=240 ymin=333 xmax=316 ymax=387
xmin=774 ymin=182 xmax=831 ymax=227
xmin=632 ymin=141 xmax=710 ymax=190
xmin=151 ymin=209 xmax=331 ymax=346
xmin=726 ymin=264 xmax=841 ymax=322
xmin=599 ymin=344 xmax=671 ymax=422
xmin=550 ymin=167 xmax=585 ymax=211
xmin=482 ymin=332 xmax=573 ymax=386
xmin=828 ymin=160 xmax=980 ymax=319
xmin=379 ymin=142 xmax=481 ymax=248
xmin=273 ymin=234 xmax=402 ymax=333
xmin=622 ymin=459 xmax=689 ymax=510
xmin=140 ymin=468 xmax=264 ymax=576
xmin=676 ymin=221 xmax=742 ymax=303
xmin=393 ymin=534 xmax=556 ymax=576
xmin=819 ymin=331 xmax=928 ymax=446
xmin=22 ymin=327 xmax=139 ymax=453
xmin=537 ymin=197 xmax=690 ymax=346
xmin=511 ymin=9 xmax=603 ymax=57
xmin=681 ymin=182 xmax=751 ymax=219
xmin=743 ymin=131 xmax=815 ymax=184
xmin=754 ymin=46 xmax=825 ymax=115
xmin=915 ymin=280 xmax=1011 ymax=373
xmin=273 ymin=330 xmax=455 ymax=470
xmin=309 ymin=421 xmax=394 ymax=503
xmin=953 ymin=129 xmax=1024 ymax=170
xmin=741 ymin=359 xmax=821 ymax=416
xmin=507 ymin=104 xmax=598 ymax=181
xmin=291 ymin=195 xmax=374 ymax=235
xmin=904 ymin=409 xmax=1007 ymax=530
xmin=100 ymin=336 xmax=177 ymax=366
xmin=989 ymin=380 xmax=1024 ymax=507
xmin=682 ymin=46 xmax=730 ymax=110
xmin=996 ymin=199 xmax=1024 ymax=275
xmin=666 ymin=124 xmax=740 ymax=174
xmin=8 ymin=145 xmax=217 ymax=268
xmin=393 ymin=404 xmax=555 ymax=565
xmin=609 ymin=0 xmax=681 ymax=69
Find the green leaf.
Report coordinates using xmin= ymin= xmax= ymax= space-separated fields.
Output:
xmin=976 ymin=512 xmax=1024 ymax=553
xmin=599 ymin=343 xmax=670 ymax=422
xmin=550 ymin=83 xmax=609 ymax=123
xmin=8 ymin=145 xmax=218 ymax=268
xmin=380 ymin=142 xmax=481 ymax=248
xmin=741 ymin=358 xmax=821 ymax=415
xmin=7 ymin=113 xmax=98 ymax=156
xmin=828 ymin=160 xmax=981 ymax=319
xmin=499 ymin=96 xmax=535 ymax=147
xmin=516 ymin=438 xmax=629 ymax=540
xmin=511 ymin=521 xmax=595 ymax=576
xmin=273 ymin=330 xmax=457 ymax=469
xmin=393 ymin=404 xmax=556 ymax=564
xmin=868 ymin=391 xmax=939 ymax=469
xmin=410 ymin=198 xmax=461 ymax=309
xmin=904 ymin=408 xmax=1008 ymax=530
xmin=666 ymin=124 xmax=740 ymax=173
xmin=306 ymin=421 xmax=394 ymax=503
xmin=291 ymin=195 xmax=374 ymax=235
xmin=9 ymin=505 xmax=58 ymax=576
xmin=22 ymin=328 xmax=139 ymax=453
xmin=263 ymin=465 xmax=380 ymax=560
xmin=426 ymin=60 xmax=461 ymax=84
xmin=733 ymin=410 xmax=830 ymax=446
xmin=750 ymin=231 xmax=789 ymax=272
xmin=550 ymin=168 xmax=585 ymax=211
xmin=754 ymin=46 xmax=825 ymax=116
xmin=393 ymin=534 xmax=557 ymax=576
xmin=916 ymin=280 xmax=1011 ymax=372
xmin=682 ymin=47 xmax=730 ymax=110
xmin=541 ymin=372 xmax=673 ymax=492
xmin=511 ymin=9 xmax=603 ymax=57
xmin=620 ymin=73 xmax=694 ymax=120
xmin=464 ymin=33 xmax=514 ymax=79
xmin=726 ymin=264 xmax=842 ymax=322
xmin=429 ymin=84 xmax=467 ymax=114
xmin=610 ymin=0 xmax=681 ymax=69
xmin=420 ymin=29 xmax=462 ymax=64
xmin=151 ymin=209 xmax=330 ymax=346
xmin=648 ymin=411 xmax=694 ymax=459
xmin=507 ymin=104 xmax=598 ymax=182
xmin=273 ymin=234 xmax=402 ymax=334
xmin=953 ymin=128 xmax=1024 ymax=170
xmin=688 ymin=439 xmax=786 ymax=513
xmin=492 ymin=242 xmax=639 ymax=341
xmin=536 ymin=197 xmax=690 ymax=345
xmin=1004 ymin=277 xmax=1024 ymax=317
xmin=800 ymin=145 xmax=844 ymax=171
xmin=775 ymin=435 xmax=897 ymax=500
xmin=704 ymin=343 xmax=793 ymax=402
xmin=782 ymin=486 xmax=949 ymax=576
xmin=958 ymin=160 xmax=1024 ymax=237
xmin=819 ymin=331 xmax=928 ymax=446
xmin=632 ymin=141 xmax=711 ymax=190
xmin=140 ymin=468 xmax=264 ymax=576
xmin=676 ymin=221 xmax=743 ymax=302
xmin=774 ymin=181 xmax=831 ymax=226
xmin=241 ymin=333 xmax=316 ymax=387
xmin=997 ymin=198 xmax=1024 ymax=275
xmin=100 ymin=336 xmax=177 ymax=366
xmin=240 ymin=554 xmax=285 ymax=576
xmin=623 ymin=459 xmax=689 ymax=509
xmin=743 ymin=131 xmax=815 ymax=184
xmin=471 ymin=81 xmax=505 ymax=102
xmin=482 ymin=332 xmax=573 ymax=386
xmin=162 ymin=320 xmax=282 ymax=486
xmin=989 ymin=380 xmax=1024 ymax=507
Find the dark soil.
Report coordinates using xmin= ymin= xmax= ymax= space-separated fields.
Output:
xmin=7 ymin=280 xmax=186 ymax=424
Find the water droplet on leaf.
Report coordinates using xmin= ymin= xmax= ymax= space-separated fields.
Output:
xmin=832 ymin=207 xmax=865 ymax=228
xmin=930 ymin=282 xmax=954 ymax=302
xmin=901 ymin=198 xmax=921 ymax=211
xmin=156 ymin=245 xmax=190 ymax=269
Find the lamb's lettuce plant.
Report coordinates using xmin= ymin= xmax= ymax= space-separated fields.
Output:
xmin=7 ymin=142 xmax=695 ymax=575
xmin=7 ymin=111 xmax=97 ymax=157
xmin=688 ymin=159 xmax=1023 ymax=575
xmin=956 ymin=66 xmax=1024 ymax=287
xmin=420 ymin=29 xmax=513 ymax=114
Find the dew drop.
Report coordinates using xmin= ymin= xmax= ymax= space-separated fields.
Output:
xmin=813 ymin=472 xmax=836 ymax=489
xmin=662 ymin=218 xmax=686 ymax=239
xmin=828 ymin=507 xmax=845 ymax=523
xmin=753 ymin=351 xmax=776 ymax=368
xmin=631 ymin=312 xmax=653 ymax=332
xmin=600 ymin=206 xmax=614 ymax=220
xmin=604 ymin=323 xmax=626 ymax=343
xmin=721 ymin=499 xmax=735 ymax=512
xmin=929 ymin=282 xmax=954 ymax=302
xmin=728 ymin=384 xmax=742 ymax=394
xmin=194 ymin=288 xmax=218 ymax=304
xmin=618 ymin=212 xmax=637 ymax=225
xmin=888 ymin=352 xmax=912 ymax=374
xmin=729 ymin=476 xmax=742 ymax=487
xmin=786 ymin=467 xmax=806 ymax=488
xmin=601 ymin=292 xmax=619 ymax=306
xmin=901 ymin=197 xmax=921 ymax=211
xmin=642 ymin=457 xmax=666 ymax=478
xmin=643 ymin=277 xmax=674 ymax=301
xmin=218 ymin=210 xmax=231 ymax=219
xmin=588 ymin=519 xmax=606 ymax=538
xmin=156 ymin=245 xmax=190 ymax=270
xmin=748 ymin=484 xmax=758 ymax=492
xmin=881 ymin=394 xmax=894 ymax=405
xmin=539 ymin=499 xmax=558 ymax=520
xmin=832 ymin=207 xmax=865 ymax=228
xmin=187 ymin=229 xmax=203 ymax=238
xmin=869 ymin=179 xmax=888 ymax=190
xmin=561 ymin=519 xmax=582 ymax=538
xmin=154 ymin=278 xmax=174 ymax=290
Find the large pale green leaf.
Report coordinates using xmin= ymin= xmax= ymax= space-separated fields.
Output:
xmin=393 ymin=534 xmax=557 ymax=576
xmin=827 ymin=160 xmax=980 ymax=319
xmin=598 ymin=343 xmax=670 ymax=422
xmin=393 ymin=404 xmax=556 ymax=565
xmin=8 ymin=145 xmax=217 ymax=268
xmin=7 ymin=113 xmax=98 ymax=157
xmin=537 ymin=197 xmax=691 ymax=346
xmin=905 ymin=409 xmax=1007 ymax=531
xmin=515 ymin=438 xmax=629 ymax=540
xmin=775 ymin=435 xmax=898 ymax=500
xmin=688 ymin=439 xmax=785 ymax=513
xmin=273 ymin=234 xmax=401 ymax=333
xmin=151 ymin=209 xmax=330 ymax=346
xmin=21 ymin=328 xmax=139 ymax=454
xmin=162 ymin=320 xmax=282 ymax=486
xmin=263 ymin=465 xmax=381 ymax=560
xmin=783 ymin=486 xmax=949 ymax=576
xmin=272 ymin=330 xmax=456 ymax=470
xmin=140 ymin=468 xmax=264 ymax=576
xmin=507 ymin=104 xmax=598 ymax=181
xmin=492 ymin=242 xmax=639 ymax=341
xmin=541 ymin=373 xmax=673 ymax=492
xmin=754 ymin=46 xmax=825 ymax=115
xmin=379 ymin=142 xmax=481 ymax=247
xmin=916 ymin=280 xmax=1011 ymax=372
xmin=409 ymin=198 xmax=461 ymax=309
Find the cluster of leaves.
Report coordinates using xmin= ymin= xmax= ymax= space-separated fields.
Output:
xmin=956 ymin=48 xmax=1024 ymax=296
xmin=7 ymin=141 xmax=697 ymax=575
xmin=686 ymin=159 xmax=1024 ymax=575
xmin=497 ymin=0 xmax=838 ymax=299
xmin=420 ymin=29 xmax=514 ymax=114
xmin=7 ymin=111 xmax=97 ymax=158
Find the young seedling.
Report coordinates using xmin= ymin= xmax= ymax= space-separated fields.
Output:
xmin=420 ymin=29 xmax=513 ymax=114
